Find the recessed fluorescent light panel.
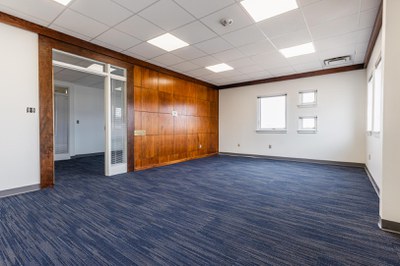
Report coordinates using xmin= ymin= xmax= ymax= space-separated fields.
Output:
xmin=53 ymin=0 xmax=72 ymax=6
xmin=206 ymin=63 xmax=234 ymax=73
xmin=241 ymin=0 xmax=298 ymax=22
xmin=147 ymin=33 xmax=189 ymax=52
xmin=280 ymin=42 xmax=315 ymax=58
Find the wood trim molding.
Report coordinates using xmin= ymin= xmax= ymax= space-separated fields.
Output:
xmin=0 ymin=10 xmax=378 ymax=91
xmin=364 ymin=0 xmax=383 ymax=68
xmin=219 ymin=64 xmax=365 ymax=89
xmin=39 ymin=36 xmax=54 ymax=188
xmin=0 ymin=11 xmax=217 ymax=89
xmin=127 ymin=66 xmax=135 ymax=172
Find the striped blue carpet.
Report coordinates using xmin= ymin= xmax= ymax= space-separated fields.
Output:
xmin=0 ymin=155 xmax=399 ymax=265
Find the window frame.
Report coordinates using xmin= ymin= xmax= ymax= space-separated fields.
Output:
xmin=366 ymin=56 xmax=383 ymax=136
xmin=298 ymin=90 xmax=317 ymax=107
xmin=298 ymin=116 xmax=318 ymax=134
xmin=372 ymin=58 xmax=382 ymax=134
xmin=367 ymin=74 xmax=374 ymax=133
xmin=256 ymin=93 xmax=287 ymax=133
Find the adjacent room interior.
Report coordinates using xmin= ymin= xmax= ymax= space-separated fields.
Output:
xmin=0 ymin=0 xmax=399 ymax=264
xmin=53 ymin=65 xmax=106 ymax=178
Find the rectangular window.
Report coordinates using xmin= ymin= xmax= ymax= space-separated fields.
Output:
xmin=298 ymin=90 xmax=317 ymax=107
xmin=257 ymin=94 xmax=287 ymax=132
xmin=373 ymin=60 xmax=382 ymax=133
xmin=298 ymin=116 xmax=317 ymax=133
xmin=367 ymin=76 xmax=373 ymax=132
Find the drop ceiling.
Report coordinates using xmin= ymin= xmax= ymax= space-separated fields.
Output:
xmin=0 ymin=0 xmax=380 ymax=86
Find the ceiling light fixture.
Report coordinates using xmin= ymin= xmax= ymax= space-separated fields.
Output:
xmin=147 ymin=33 xmax=189 ymax=52
xmin=240 ymin=0 xmax=298 ymax=22
xmin=279 ymin=42 xmax=315 ymax=58
xmin=53 ymin=0 xmax=72 ymax=6
xmin=206 ymin=63 xmax=234 ymax=73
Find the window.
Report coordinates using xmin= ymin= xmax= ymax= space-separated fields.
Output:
xmin=373 ymin=60 xmax=382 ymax=133
xmin=367 ymin=76 xmax=373 ymax=132
xmin=298 ymin=116 xmax=317 ymax=133
xmin=298 ymin=90 xmax=317 ymax=107
xmin=367 ymin=58 xmax=383 ymax=134
xmin=257 ymin=94 xmax=287 ymax=132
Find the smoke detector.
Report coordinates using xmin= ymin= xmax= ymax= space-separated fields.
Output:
xmin=220 ymin=18 xmax=234 ymax=27
xmin=324 ymin=55 xmax=352 ymax=67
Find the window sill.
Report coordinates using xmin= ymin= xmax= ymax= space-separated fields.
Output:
xmin=256 ymin=129 xmax=287 ymax=134
xmin=297 ymin=130 xmax=317 ymax=134
xmin=297 ymin=104 xmax=317 ymax=108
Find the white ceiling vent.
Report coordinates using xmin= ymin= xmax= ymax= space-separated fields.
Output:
xmin=324 ymin=55 xmax=352 ymax=67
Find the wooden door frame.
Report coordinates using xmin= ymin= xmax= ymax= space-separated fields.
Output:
xmin=39 ymin=35 xmax=134 ymax=188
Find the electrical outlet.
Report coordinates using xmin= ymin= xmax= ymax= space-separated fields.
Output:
xmin=171 ymin=110 xmax=178 ymax=117
xmin=268 ymin=145 xmax=272 ymax=149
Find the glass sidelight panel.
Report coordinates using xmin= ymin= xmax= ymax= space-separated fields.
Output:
xmin=111 ymin=79 xmax=126 ymax=165
xmin=105 ymin=77 xmax=127 ymax=176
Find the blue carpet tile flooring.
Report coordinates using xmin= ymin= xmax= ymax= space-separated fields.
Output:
xmin=1 ymin=155 xmax=400 ymax=265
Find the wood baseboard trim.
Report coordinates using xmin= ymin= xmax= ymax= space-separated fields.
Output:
xmin=0 ymin=184 xmax=40 ymax=198
xmin=379 ymin=218 xmax=400 ymax=235
xmin=364 ymin=166 xmax=380 ymax=197
xmin=134 ymin=153 xmax=218 ymax=171
xmin=219 ymin=152 xmax=365 ymax=168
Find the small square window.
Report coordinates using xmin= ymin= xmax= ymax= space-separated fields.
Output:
xmin=298 ymin=90 xmax=317 ymax=107
xmin=298 ymin=116 xmax=317 ymax=133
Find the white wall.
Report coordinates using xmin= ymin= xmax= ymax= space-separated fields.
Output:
xmin=0 ymin=23 xmax=40 ymax=191
xmin=219 ymin=70 xmax=366 ymax=163
xmin=366 ymin=30 xmax=383 ymax=190
xmin=380 ymin=0 xmax=400 ymax=223
xmin=55 ymin=81 xmax=105 ymax=157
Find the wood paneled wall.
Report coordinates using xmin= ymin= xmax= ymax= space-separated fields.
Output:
xmin=134 ymin=66 xmax=218 ymax=170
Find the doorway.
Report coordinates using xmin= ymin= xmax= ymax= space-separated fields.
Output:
xmin=52 ymin=49 xmax=128 ymax=177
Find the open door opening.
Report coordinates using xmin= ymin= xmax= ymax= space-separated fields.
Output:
xmin=52 ymin=49 xmax=127 ymax=180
